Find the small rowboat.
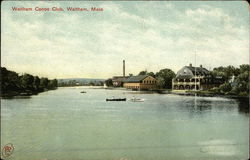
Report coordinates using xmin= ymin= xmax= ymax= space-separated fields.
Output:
xmin=106 ymin=98 xmax=126 ymax=101
xmin=80 ymin=91 xmax=87 ymax=93
xmin=130 ymin=97 xmax=144 ymax=102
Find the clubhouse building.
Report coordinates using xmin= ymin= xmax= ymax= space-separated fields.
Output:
xmin=172 ymin=64 xmax=223 ymax=90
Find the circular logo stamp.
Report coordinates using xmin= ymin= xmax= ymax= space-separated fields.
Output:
xmin=2 ymin=143 xmax=14 ymax=158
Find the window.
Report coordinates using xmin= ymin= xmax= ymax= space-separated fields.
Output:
xmin=184 ymin=69 xmax=187 ymax=74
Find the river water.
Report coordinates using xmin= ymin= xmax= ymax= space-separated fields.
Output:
xmin=1 ymin=87 xmax=249 ymax=160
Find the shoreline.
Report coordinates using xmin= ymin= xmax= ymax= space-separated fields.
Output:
xmin=171 ymin=90 xmax=249 ymax=101
xmin=104 ymin=87 xmax=249 ymax=100
xmin=1 ymin=87 xmax=249 ymax=101
xmin=1 ymin=88 xmax=57 ymax=99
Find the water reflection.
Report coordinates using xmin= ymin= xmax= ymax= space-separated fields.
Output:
xmin=1 ymin=95 xmax=32 ymax=99
xmin=1 ymin=88 xmax=249 ymax=160
xmin=237 ymin=99 xmax=249 ymax=114
xmin=196 ymin=100 xmax=212 ymax=112
xmin=184 ymin=98 xmax=212 ymax=113
xmin=183 ymin=96 xmax=248 ymax=115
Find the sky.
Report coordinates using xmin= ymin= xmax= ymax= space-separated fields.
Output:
xmin=1 ymin=1 xmax=249 ymax=79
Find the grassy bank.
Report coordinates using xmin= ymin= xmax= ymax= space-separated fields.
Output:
xmin=1 ymin=88 xmax=57 ymax=98
xmin=171 ymin=90 xmax=249 ymax=101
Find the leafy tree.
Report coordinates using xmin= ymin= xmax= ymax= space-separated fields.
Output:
xmin=105 ymin=78 xmax=113 ymax=87
xmin=52 ymin=79 xmax=58 ymax=87
xmin=98 ymin=81 xmax=104 ymax=86
xmin=239 ymin=64 xmax=249 ymax=73
xmin=233 ymin=64 xmax=249 ymax=95
xmin=40 ymin=78 xmax=49 ymax=88
xmin=155 ymin=68 xmax=176 ymax=89
xmin=138 ymin=71 xmax=155 ymax=77
xmin=138 ymin=71 xmax=147 ymax=75
xmin=1 ymin=67 xmax=20 ymax=93
xmin=1 ymin=67 xmax=58 ymax=96
xmin=156 ymin=77 xmax=165 ymax=89
xmin=34 ymin=76 xmax=40 ymax=89
xmin=224 ymin=65 xmax=238 ymax=78
xmin=219 ymin=83 xmax=232 ymax=93
xmin=211 ymin=66 xmax=226 ymax=79
xmin=147 ymin=72 xmax=155 ymax=78
xmin=48 ymin=79 xmax=58 ymax=89
xmin=214 ymin=64 xmax=249 ymax=96
xmin=212 ymin=65 xmax=241 ymax=81
xmin=20 ymin=74 xmax=34 ymax=90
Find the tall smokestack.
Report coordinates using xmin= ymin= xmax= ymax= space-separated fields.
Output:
xmin=123 ymin=60 xmax=125 ymax=77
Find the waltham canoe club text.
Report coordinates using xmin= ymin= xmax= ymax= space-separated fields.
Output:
xmin=12 ymin=7 xmax=103 ymax=12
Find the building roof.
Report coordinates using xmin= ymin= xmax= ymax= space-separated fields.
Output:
xmin=185 ymin=66 xmax=209 ymax=76
xmin=123 ymin=75 xmax=149 ymax=83
xmin=176 ymin=66 xmax=210 ymax=79
xmin=112 ymin=76 xmax=129 ymax=82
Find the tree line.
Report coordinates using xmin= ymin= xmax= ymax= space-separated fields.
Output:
xmin=58 ymin=80 xmax=104 ymax=87
xmin=105 ymin=64 xmax=249 ymax=96
xmin=137 ymin=69 xmax=176 ymax=89
xmin=210 ymin=64 xmax=249 ymax=96
xmin=1 ymin=67 xmax=58 ymax=96
xmin=136 ymin=65 xmax=249 ymax=96
xmin=105 ymin=68 xmax=176 ymax=89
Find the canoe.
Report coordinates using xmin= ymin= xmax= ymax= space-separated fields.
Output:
xmin=106 ymin=98 xmax=126 ymax=101
xmin=130 ymin=98 xmax=144 ymax=102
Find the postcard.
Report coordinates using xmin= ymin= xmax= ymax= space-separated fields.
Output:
xmin=1 ymin=1 xmax=249 ymax=160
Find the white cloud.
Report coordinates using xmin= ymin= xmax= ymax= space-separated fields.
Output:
xmin=1 ymin=1 xmax=248 ymax=78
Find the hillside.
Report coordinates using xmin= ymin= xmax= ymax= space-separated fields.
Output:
xmin=58 ymin=78 xmax=105 ymax=86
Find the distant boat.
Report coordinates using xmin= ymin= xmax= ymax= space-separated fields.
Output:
xmin=106 ymin=98 xmax=126 ymax=101
xmin=80 ymin=91 xmax=87 ymax=93
xmin=130 ymin=97 xmax=144 ymax=102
